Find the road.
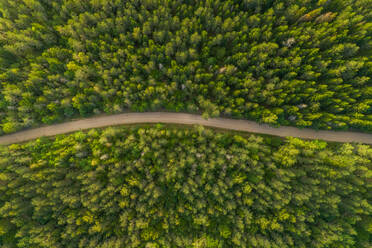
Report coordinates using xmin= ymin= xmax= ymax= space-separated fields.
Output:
xmin=0 ymin=112 xmax=371 ymax=145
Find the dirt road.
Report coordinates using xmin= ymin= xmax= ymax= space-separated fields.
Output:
xmin=1 ymin=112 xmax=371 ymax=145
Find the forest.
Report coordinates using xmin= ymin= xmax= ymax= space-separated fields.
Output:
xmin=0 ymin=0 xmax=371 ymax=135
xmin=0 ymin=125 xmax=371 ymax=247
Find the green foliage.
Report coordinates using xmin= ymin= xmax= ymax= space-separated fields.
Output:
xmin=0 ymin=0 xmax=371 ymax=134
xmin=0 ymin=125 xmax=371 ymax=247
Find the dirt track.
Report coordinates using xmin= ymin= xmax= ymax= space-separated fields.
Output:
xmin=1 ymin=112 xmax=371 ymax=145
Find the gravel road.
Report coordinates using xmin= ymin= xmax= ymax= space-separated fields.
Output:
xmin=1 ymin=112 xmax=371 ymax=145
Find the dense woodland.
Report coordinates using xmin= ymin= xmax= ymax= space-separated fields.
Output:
xmin=0 ymin=125 xmax=371 ymax=247
xmin=0 ymin=0 xmax=371 ymax=134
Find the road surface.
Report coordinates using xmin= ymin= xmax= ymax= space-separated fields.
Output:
xmin=0 ymin=112 xmax=371 ymax=145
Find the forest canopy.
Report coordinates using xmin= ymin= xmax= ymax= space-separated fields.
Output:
xmin=0 ymin=0 xmax=371 ymax=134
xmin=0 ymin=125 xmax=371 ymax=247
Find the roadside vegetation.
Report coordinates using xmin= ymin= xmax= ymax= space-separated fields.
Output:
xmin=0 ymin=0 xmax=371 ymax=134
xmin=0 ymin=125 xmax=371 ymax=247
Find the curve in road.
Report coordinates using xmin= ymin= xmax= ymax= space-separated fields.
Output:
xmin=0 ymin=112 xmax=372 ymax=145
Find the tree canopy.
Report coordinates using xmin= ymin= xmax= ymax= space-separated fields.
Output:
xmin=0 ymin=125 xmax=371 ymax=247
xmin=0 ymin=0 xmax=371 ymax=134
